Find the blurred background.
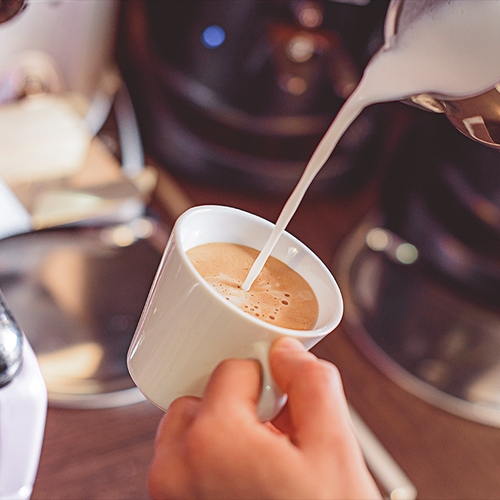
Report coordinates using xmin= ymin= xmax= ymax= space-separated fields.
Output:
xmin=0 ymin=1 xmax=499 ymax=499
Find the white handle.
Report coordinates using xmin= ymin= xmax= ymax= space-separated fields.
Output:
xmin=249 ymin=341 xmax=287 ymax=422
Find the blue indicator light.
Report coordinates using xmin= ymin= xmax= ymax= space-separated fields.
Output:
xmin=201 ymin=25 xmax=226 ymax=49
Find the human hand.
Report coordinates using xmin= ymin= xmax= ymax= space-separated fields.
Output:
xmin=148 ymin=336 xmax=381 ymax=500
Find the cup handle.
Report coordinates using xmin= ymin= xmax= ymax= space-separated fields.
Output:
xmin=249 ymin=341 xmax=287 ymax=422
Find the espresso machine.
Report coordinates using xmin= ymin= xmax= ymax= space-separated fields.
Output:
xmin=0 ymin=0 xmax=165 ymax=404
xmin=0 ymin=1 xmax=162 ymax=495
xmin=118 ymin=0 xmax=392 ymax=195
xmin=0 ymin=2 xmax=118 ymax=497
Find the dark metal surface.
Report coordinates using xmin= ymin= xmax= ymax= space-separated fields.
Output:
xmin=335 ymin=214 xmax=500 ymax=427
xmin=0 ymin=218 xmax=166 ymax=407
xmin=118 ymin=0 xmax=391 ymax=194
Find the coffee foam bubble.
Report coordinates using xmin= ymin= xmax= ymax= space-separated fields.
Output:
xmin=204 ymin=273 xmax=296 ymax=324
xmin=187 ymin=243 xmax=318 ymax=330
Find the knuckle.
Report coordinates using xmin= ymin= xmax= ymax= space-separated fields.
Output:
xmin=165 ymin=396 xmax=200 ymax=424
xmin=318 ymin=359 xmax=343 ymax=385
xmin=301 ymin=356 xmax=341 ymax=385
xmin=166 ymin=396 xmax=190 ymax=419
xmin=294 ymin=357 xmax=345 ymax=402
xmin=185 ymin=414 xmax=216 ymax=457
xmin=184 ymin=412 xmax=236 ymax=468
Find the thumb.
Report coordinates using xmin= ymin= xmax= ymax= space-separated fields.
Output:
xmin=269 ymin=337 xmax=354 ymax=452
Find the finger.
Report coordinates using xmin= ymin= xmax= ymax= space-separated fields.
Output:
xmin=200 ymin=358 xmax=262 ymax=419
xmin=270 ymin=401 xmax=293 ymax=436
xmin=269 ymin=337 xmax=354 ymax=452
xmin=149 ymin=396 xmax=202 ymax=500
xmin=155 ymin=396 xmax=202 ymax=448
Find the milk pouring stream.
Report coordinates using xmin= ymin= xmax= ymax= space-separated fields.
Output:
xmin=242 ymin=0 xmax=500 ymax=291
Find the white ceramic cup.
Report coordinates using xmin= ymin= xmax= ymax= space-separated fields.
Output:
xmin=127 ymin=205 xmax=343 ymax=421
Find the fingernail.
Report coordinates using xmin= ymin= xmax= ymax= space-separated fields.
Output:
xmin=272 ymin=336 xmax=306 ymax=352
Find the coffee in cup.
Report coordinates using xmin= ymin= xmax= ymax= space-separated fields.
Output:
xmin=187 ymin=242 xmax=319 ymax=330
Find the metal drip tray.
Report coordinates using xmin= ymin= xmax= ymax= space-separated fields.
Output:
xmin=334 ymin=215 xmax=500 ymax=427
xmin=0 ymin=219 xmax=166 ymax=408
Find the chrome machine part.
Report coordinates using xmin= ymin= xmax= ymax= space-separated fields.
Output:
xmin=336 ymin=216 xmax=500 ymax=427
xmin=0 ymin=292 xmax=23 ymax=388
xmin=0 ymin=219 xmax=167 ymax=408
xmin=0 ymin=0 xmax=26 ymax=25
xmin=385 ymin=0 xmax=500 ymax=150
xmin=0 ymin=0 xmax=119 ymax=107
xmin=409 ymin=88 xmax=500 ymax=151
